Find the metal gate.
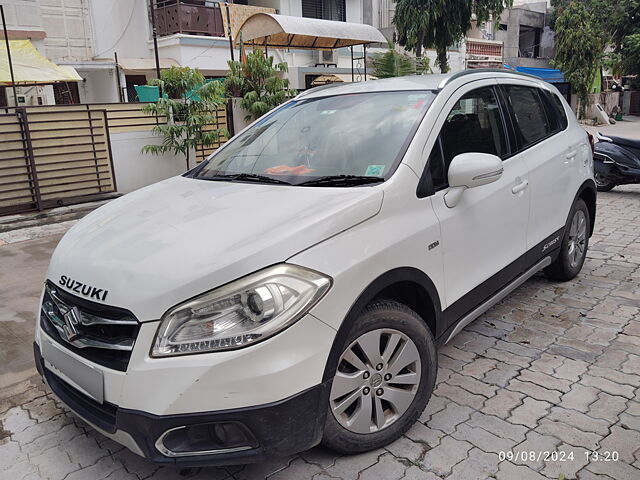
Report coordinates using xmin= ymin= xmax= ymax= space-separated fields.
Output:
xmin=0 ymin=107 xmax=117 ymax=216
xmin=630 ymin=91 xmax=640 ymax=116
xmin=195 ymin=103 xmax=231 ymax=164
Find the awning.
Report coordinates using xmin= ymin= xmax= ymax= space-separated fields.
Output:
xmin=0 ymin=39 xmax=82 ymax=85
xmin=237 ymin=13 xmax=387 ymax=49
xmin=221 ymin=3 xmax=276 ymax=41
xmin=117 ymin=58 xmax=180 ymax=73
xmin=504 ymin=65 xmax=566 ymax=83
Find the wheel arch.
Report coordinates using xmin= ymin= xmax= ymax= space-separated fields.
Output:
xmin=321 ymin=267 xmax=442 ymax=382
xmin=575 ymin=179 xmax=597 ymax=236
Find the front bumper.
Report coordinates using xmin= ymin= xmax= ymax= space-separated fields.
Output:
xmin=34 ymin=342 xmax=330 ymax=466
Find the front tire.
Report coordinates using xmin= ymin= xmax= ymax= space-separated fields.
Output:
xmin=544 ymin=199 xmax=590 ymax=281
xmin=322 ymin=300 xmax=437 ymax=454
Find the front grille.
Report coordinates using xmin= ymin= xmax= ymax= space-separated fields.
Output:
xmin=40 ymin=281 xmax=140 ymax=372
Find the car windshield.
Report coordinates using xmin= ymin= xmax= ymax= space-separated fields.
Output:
xmin=190 ymin=91 xmax=436 ymax=186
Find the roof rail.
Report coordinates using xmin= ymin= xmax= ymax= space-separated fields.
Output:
xmin=295 ymin=82 xmax=344 ymax=99
xmin=437 ymin=68 xmax=544 ymax=89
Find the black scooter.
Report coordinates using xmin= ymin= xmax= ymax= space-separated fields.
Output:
xmin=593 ymin=132 xmax=640 ymax=192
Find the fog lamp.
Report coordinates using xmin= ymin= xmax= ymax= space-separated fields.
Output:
xmin=156 ymin=421 xmax=257 ymax=457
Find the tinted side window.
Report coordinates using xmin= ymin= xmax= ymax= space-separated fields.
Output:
xmin=425 ymin=87 xmax=507 ymax=191
xmin=504 ymin=85 xmax=551 ymax=146
xmin=543 ymin=90 xmax=569 ymax=131
xmin=427 ymin=138 xmax=447 ymax=191
xmin=440 ymin=87 xmax=508 ymax=166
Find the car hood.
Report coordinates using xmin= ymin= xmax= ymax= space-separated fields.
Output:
xmin=47 ymin=176 xmax=383 ymax=321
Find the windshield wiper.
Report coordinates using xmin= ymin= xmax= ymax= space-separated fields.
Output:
xmin=298 ymin=175 xmax=385 ymax=187
xmin=201 ymin=173 xmax=292 ymax=185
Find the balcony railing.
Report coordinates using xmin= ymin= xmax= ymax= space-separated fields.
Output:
xmin=155 ymin=1 xmax=225 ymax=38
xmin=466 ymin=38 xmax=503 ymax=58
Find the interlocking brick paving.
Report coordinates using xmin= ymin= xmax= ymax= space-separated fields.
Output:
xmin=1 ymin=185 xmax=639 ymax=479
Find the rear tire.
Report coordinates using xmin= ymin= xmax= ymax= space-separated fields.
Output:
xmin=322 ymin=300 xmax=437 ymax=454
xmin=594 ymin=172 xmax=615 ymax=192
xmin=544 ymin=199 xmax=590 ymax=281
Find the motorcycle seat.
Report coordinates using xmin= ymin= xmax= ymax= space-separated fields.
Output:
xmin=608 ymin=135 xmax=640 ymax=151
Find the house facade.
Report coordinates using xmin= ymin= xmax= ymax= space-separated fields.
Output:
xmin=0 ymin=0 xmax=94 ymax=105
xmin=1 ymin=0 xmax=556 ymax=106
xmin=2 ymin=0 xmax=387 ymax=103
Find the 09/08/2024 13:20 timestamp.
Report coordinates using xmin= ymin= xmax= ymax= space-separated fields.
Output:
xmin=499 ymin=451 xmax=620 ymax=463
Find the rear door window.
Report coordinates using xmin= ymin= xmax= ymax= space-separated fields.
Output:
xmin=503 ymin=85 xmax=552 ymax=147
xmin=541 ymin=90 xmax=569 ymax=132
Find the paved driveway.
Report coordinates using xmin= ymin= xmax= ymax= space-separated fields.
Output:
xmin=1 ymin=184 xmax=640 ymax=480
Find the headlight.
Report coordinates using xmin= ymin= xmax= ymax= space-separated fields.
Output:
xmin=151 ymin=264 xmax=331 ymax=357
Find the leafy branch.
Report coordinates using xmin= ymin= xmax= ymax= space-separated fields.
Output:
xmin=225 ymin=50 xmax=297 ymax=121
xmin=141 ymin=67 xmax=228 ymax=169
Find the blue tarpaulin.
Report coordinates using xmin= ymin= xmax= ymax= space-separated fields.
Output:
xmin=503 ymin=65 xmax=565 ymax=83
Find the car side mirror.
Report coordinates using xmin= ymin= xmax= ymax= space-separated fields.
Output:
xmin=444 ymin=153 xmax=503 ymax=208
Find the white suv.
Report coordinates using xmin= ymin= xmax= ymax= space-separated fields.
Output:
xmin=34 ymin=70 xmax=596 ymax=465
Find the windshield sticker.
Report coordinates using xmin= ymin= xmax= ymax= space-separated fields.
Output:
xmin=365 ymin=165 xmax=385 ymax=177
xmin=408 ymin=94 xmax=430 ymax=109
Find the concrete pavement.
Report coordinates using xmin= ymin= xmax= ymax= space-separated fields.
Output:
xmin=583 ymin=115 xmax=640 ymax=139
xmin=0 ymin=235 xmax=63 ymax=389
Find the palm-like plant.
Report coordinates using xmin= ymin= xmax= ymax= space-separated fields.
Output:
xmin=372 ymin=42 xmax=417 ymax=78
xmin=142 ymin=67 xmax=227 ymax=169
xmin=225 ymin=49 xmax=297 ymax=121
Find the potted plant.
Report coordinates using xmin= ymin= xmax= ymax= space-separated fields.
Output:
xmin=372 ymin=41 xmax=417 ymax=78
xmin=142 ymin=66 xmax=227 ymax=169
xmin=225 ymin=49 xmax=297 ymax=132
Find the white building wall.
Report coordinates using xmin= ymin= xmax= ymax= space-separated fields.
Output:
xmin=89 ymin=0 xmax=151 ymax=60
xmin=40 ymin=0 xmax=94 ymax=61
xmin=110 ymin=131 xmax=193 ymax=194
xmin=345 ymin=0 xmax=362 ymax=23
xmin=157 ymin=36 xmax=231 ymax=75
xmin=0 ymin=0 xmax=44 ymax=34
xmin=76 ymin=68 xmax=120 ymax=103
xmin=251 ymin=0 xmax=282 ymax=13
xmin=284 ymin=0 xmax=302 ymax=16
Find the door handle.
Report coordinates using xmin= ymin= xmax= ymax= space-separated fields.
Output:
xmin=566 ymin=150 xmax=577 ymax=159
xmin=512 ymin=179 xmax=529 ymax=194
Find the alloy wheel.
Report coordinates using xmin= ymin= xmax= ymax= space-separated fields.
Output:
xmin=567 ymin=209 xmax=587 ymax=268
xmin=329 ymin=328 xmax=421 ymax=434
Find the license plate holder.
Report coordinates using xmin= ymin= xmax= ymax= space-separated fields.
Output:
xmin=41 ymin=338 xmax=104 ymax=403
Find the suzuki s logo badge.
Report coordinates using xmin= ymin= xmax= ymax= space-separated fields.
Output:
xmin=62 ymin=306 xmax=81 ymax=342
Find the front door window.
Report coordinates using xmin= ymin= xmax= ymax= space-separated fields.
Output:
xmin=428 ymin=87 xmax=508 ymax=189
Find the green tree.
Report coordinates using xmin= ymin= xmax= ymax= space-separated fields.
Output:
xmin=552 ymin=1 xmax=603 ymax=118
xmin=605 ymin=1 xmax=640 ymax=80
xmin=393 ymin=0 xmax=512 ymax=73
xmin=142 ymin=66 xmax=227 ymax=169
xmin=372 ymin=41 xmax=416 ymax=78
xmin=552 ymin=0 xmax=640 ymax=82
xmin=225 ymin=50 xmax=297 ymax=121
xmin=622 ymin=33 xmax=640 ymax=78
